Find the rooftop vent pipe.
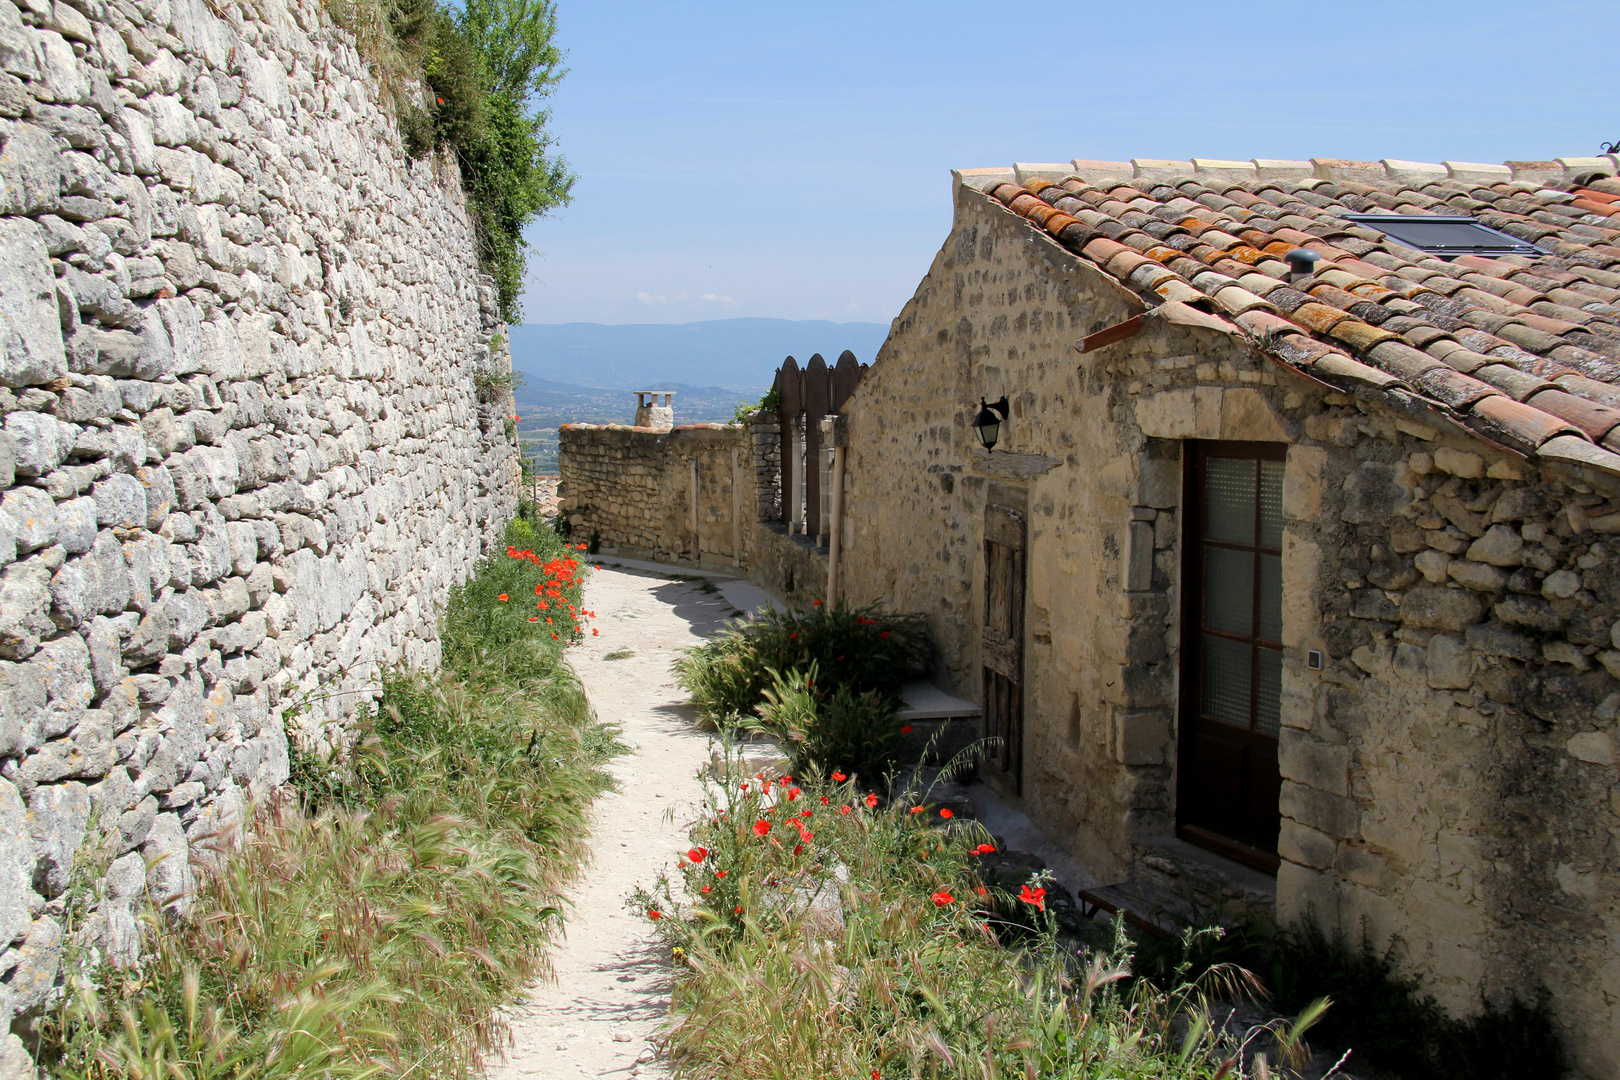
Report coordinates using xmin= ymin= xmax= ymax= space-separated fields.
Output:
xmin=1286 ymin=249 xmax=1321 ymax=284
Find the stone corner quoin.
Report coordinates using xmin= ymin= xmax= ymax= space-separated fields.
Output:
xmin=0 ymin=0 xmax=518 ymax=1030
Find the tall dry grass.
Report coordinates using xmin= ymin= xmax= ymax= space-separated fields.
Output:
xmin=43 ymin=519 xmax=620 ymax=1078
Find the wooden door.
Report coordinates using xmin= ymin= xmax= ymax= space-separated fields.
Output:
xmin=1177 ymin=442 xmax=1285 ymax=872
xmin=982 ymin=485 xmax=1027 ymax=794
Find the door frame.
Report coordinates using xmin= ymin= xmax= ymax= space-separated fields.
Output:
xmin=1176 ymin=440 xmax=1285 ymax=874
xmin=981 ymin=482 xmax=1027 ymax=796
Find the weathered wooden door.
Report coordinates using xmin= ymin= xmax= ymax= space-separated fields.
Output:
xmin=982 ymin=485 xmax=1027 ymax=794
xmin=1177 ymin=442 xmax=1285 ymax=872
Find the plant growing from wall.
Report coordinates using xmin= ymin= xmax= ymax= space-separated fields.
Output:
xmin=330 ymin=0 xmax=576 ymax=321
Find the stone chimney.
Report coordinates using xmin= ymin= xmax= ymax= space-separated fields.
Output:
xmin=634 ymin=390 xmax=675 ymax=431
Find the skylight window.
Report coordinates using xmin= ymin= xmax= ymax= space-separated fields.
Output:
xmin=1343 ymin=214 xmax=1545 ymax=259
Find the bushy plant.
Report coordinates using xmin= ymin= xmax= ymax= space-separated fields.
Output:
xmin=633 ymin=751 xmax=1327 ymax=1079
xmin=743 ymin=663 xmax=904 ymax=777
xmin=328 ymin=0 xmax=575 ymax=321
xmin=42 ymin=520 xmax=620 ymax=1078
xmin=672 ymin=601 xmax=929 ymax=726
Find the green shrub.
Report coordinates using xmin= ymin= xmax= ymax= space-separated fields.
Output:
xmin=634 ymin=751 xmax=1327 ymax=1079
xmin=42 ymin=520 xmax=620 ymax=1078
xmin=743 ymin=663 xmax=904 ymax=778
xmin=672 ymin=601 xmax=929 ymax=726
xmin=328 ymin=0 xmax=575 ymax=321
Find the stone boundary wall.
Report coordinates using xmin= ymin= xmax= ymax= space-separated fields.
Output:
xmin=0 ymin=0 xmax=516 ymax=1041
xmin=557 ymin=417 xmax=828 ymax=596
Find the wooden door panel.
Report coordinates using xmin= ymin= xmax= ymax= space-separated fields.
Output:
xmin=983 ymin=496 xmax=1026 ymax=795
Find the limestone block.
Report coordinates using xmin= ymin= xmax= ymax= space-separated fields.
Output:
xmin=1283 ymin=445 xmax=1326 ymax=521
xmin=1112 ymin=708 xmax=1169 ymax=765
xmin=1279 ymin=734 xmax=1350 ymax=797
xmin=1414 ymin=550 xmax=1450 ymax=583
xmin=25 ymin=779 xmax=86 ymax=898
xmin=55 ymin=495 xmax=95 ymax=554
xmin=1399 ymin=586 xmax=1485 ymax=631
xmin=0 ymin=779 xmax=33 ymax=946
xmin=1341 ymin=461 xmax=1411 ymax=524
xmin=5 ymin=410 xmax=69 ymax=477
xmin=1426 ymin=634 xmax=1472 ymax=689
xmin=1447 ymin=560 xmax=1506 ymax=592
xmin=1566 ymin=731 xmax=1614 ymax=765
xmin=6 ymin=915 xmax=60 ymax=1013
xmin=1 ymin=486 xmax=55 ymax=551
xmin=1466 ymin=524 xmax=1523 ymax=567
xmin=1279 ymin=820 xmax=1338 ymax=870
xmin=1432 ymin=447 xmax=1484 ymax=478
xmin=1494 ymin=595 xmax=1562 ymax=632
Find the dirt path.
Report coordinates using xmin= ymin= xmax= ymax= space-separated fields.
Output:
xmin=486 ymin=563 xmax=757 ymax=1080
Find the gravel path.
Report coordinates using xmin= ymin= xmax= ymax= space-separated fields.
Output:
xmin=485 ymin=563 xmax=759 ymax=1080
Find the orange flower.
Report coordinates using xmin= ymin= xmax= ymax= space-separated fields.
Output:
xmin=939 ymin=808 xmax=954 ymax=819
xmin=528 ymin=616 xmax=538 ymax=622
xmin=592 ymin=628 xmax=599 ymax=636
xmin=976 ymin=843 xmax=995 ymax=854
xmin=931 ymin=891 xmax=955 ymax=906
xmin=908 ymin=806 xmax=923 ymax=815
xmin=497 ymin=594 xmax=508 ymax=601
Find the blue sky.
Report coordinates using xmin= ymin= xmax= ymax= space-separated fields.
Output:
xmin=516 ymin=1 xmax=1620 ymax=327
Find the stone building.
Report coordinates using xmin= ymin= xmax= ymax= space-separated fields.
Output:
xmin=0 ymin=0 xmax=515 ymax=1052
xmin=820 ymin=155 xmax=1620 ymax=1077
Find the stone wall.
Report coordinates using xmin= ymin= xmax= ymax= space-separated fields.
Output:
xmin=557 ymin=417 xmax=828 ymax=596
xmin=834 ymin=184 xmax=1620 ymax=1076
xmin=0 ymin=0 xmax=516 ymax=1039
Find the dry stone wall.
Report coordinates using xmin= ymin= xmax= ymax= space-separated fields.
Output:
xmin=558 ymin=417 xmax=830 ymax=596
xmin=0 ymin=0 xmax=515 ymax=1038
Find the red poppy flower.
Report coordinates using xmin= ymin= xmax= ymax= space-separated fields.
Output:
xmin=701 ymin=885 xmax=711 ymax=893
xmin=812 ymin=599 xmax=822 ymax=606
xmin=687 ymin=847 xmax=707 ymax=863
xmin=786 ymin=787 xmax=800 ymax=801
xmin=908 ymin=806 xmax=923 ymax=815
xmin=975 ymin=886 xmax=988 ymax=896
xmin=819 ymin=795 xmax=830 ymax=805
xmin=793 ymin=843 xmax=803 ymax=855
xmin=976 ymin=843 xmax=995 ymax=854
xmin=931 ymin=891 xmax=955 ymax=906
xmin=939 ymin=808 xmax=954 ymax=819
xmin=1018 ymin=884 xmax=1046 ymax=910
xmin=881 ymin=631 xmax=891 ymax=638
xmin=716 ymin=870 xmax=727 ymax=878
xmin=497 ymin=593 xmax=508 ymax=601
xmin=734 ymin=906 xmax=743 ymax=914
xmin=831 ymin=772 xmax=846 ymax=782
xmin=752 ymin=820 xmax=770 ymax=836
xmin=529 ymin=616 xmax=538 ymax=622
xmin=648 ymin=909 xmax=662 ymax=920
xmin=592 ymin=629 xmax=599 ymax=636
xmin=864 ymin=793 xmax=878 ymax=808
xmin=900 ymin=725 xmax=913 ymax=734
xmin=838 ymin=805 xmax=851 ymax=815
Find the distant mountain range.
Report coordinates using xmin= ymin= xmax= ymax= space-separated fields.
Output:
xmin=507 ymin=318 xmax=890 ymax=395
xmin=508 ymin=318 xmax=892 ymax=471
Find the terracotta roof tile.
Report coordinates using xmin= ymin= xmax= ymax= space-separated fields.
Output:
xmin=964 ymin=150 xmax=1620 ymax=474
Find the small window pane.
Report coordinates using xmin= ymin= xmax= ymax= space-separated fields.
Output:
xmin=1259 ymin=460 xmax=1284 ymax=548
xmin=1206 ymin=458 xmax=1256 ymax=544
xmin=1203 ymin=635 xmax=1252 ymax=727
xmin=1256 ymin=647 xmax=1283 ymax=736
xmin=1257 ymin=553 xmax=1282 ymax=643
xmin=1205 ymin=548 xmax=1254 ymax=636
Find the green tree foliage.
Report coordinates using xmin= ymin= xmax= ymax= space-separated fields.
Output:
xmin=346 ymin=0 xmax=576 ymax=321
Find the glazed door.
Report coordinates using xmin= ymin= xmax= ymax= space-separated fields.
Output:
xmin=1178 ymin=442 xmax=1285 ymax=872
xmin=982 ymin=486 xmax=1027 ymax=794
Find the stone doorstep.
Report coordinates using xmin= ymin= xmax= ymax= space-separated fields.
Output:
xmin=1129 ymin=834 xmax=1279 ymax=926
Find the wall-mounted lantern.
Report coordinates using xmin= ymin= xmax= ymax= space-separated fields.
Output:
xmin=972 ymin=397 xmax=1009 ymax=452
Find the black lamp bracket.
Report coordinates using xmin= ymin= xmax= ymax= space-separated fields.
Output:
xmin=981 ymin=396 xmax=1009 ymax=421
